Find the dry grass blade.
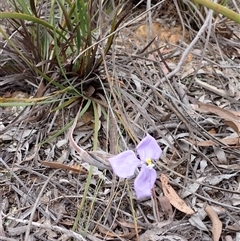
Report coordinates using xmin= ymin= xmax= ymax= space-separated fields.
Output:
xmin=24 ymin=170 xmax=59 ymax=241
xmin=68 ymin=102 xmax=112 ymax=170
xmin=3 ymin=215 xmax=87 ymax=241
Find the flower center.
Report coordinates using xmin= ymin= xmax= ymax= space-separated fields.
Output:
xmin=146 ymin=158 xmax=153 ymax=166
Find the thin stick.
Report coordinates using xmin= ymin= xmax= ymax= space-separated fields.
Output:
xmin=3 ymin=214 xmax=86 ymax=241
xmin=24 ymin=170 xmax=58 ymax=241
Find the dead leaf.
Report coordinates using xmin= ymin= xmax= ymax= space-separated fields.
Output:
xmin=118 ymin=219 xmax=145 ymax=229
xmin=231 ymin=182 xmax=240 ymax=206
xmin=224 ymin=120 xmax=240 ymax=137
xmin=198 ymin=102 xmax=240 ymax=135
xmin=0 ymin=212 xmax=5 ymax=237
xmin=213 ymin=146 xmax=227 ymax=163
xmin=135 ymin=22 xmax=161 ymax=39
xmin=134 ymin=22 xmax=189 ymax=54
xmin=228 ymin=110 xmax=240 ymax=118
xmin=140 ymin=229 xmax=187 ymax=241
xmin=227 ymin=220 xmax=240 ymax=231
xmin=10 ymin=91 xmax=29 ymax=99
xmin=217 ymin=164 xmax=240 ymax=170
xmin=158 ymin=196 xmax=173 ymax=219
xmin=160 ymin=174 xmax=194 ymax=215
xmin=45 ymin=207 xmax=57 ymax=238
xmin=51 ymin=201 xmax=66 ymax=221
xmin=181 ymin=177 xmax=206 ymax=198
xmin=185 ymin=136 xmax=240 ymax=147
xmin=97 ymin=225 xmax=135 ymax=239
xmin=209 ymin=128 xmax=217 ymax=135
xmin=204 ymin=204 xmax=222 ymax=241
xmin=204 ymin=173 xmax=237 ymax=186
xmin=7 ymin=226 xmax=27 ymax=236
xmin=211 ymin=205 xmax=226 ymax=215
xmin=195 ymin=78 xmax=229 ymax=97
xmin=225 ymin=235 xmax=233 ymax=241
xmin=198 ymin=102 xmax=238 ymax=121
xmin=189 ymin=213 xmax=208 ymax=231
xmin=40 ymin=161 xmax=88 ymax=174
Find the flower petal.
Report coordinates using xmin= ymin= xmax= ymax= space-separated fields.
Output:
xmin=136 ymin=134 xmax=162 ymax=161
xmin=108 ymin=150 xmax=140 ymax=178
xmin=134 ymin=164 xmax=157 ymax=199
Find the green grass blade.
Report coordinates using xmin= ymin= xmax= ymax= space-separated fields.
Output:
xmin=39 ymin=99 xmax=92 ymax=145
xmin=191 ymin=0 xmax=240 ymax=23
xmin=72 ymin=165 xmax=94 ymax=233
xmin=0 ymin=12 xmax=65 ymax=36
xmin=92 ymin=102 xmax=100 ymax=151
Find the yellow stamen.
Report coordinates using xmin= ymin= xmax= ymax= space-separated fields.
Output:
xmin=146 ymin=158 xmax=152 ymax=166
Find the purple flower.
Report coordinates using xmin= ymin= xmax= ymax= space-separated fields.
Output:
xmin=108 ymin=134 xmax=162 ymax=199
